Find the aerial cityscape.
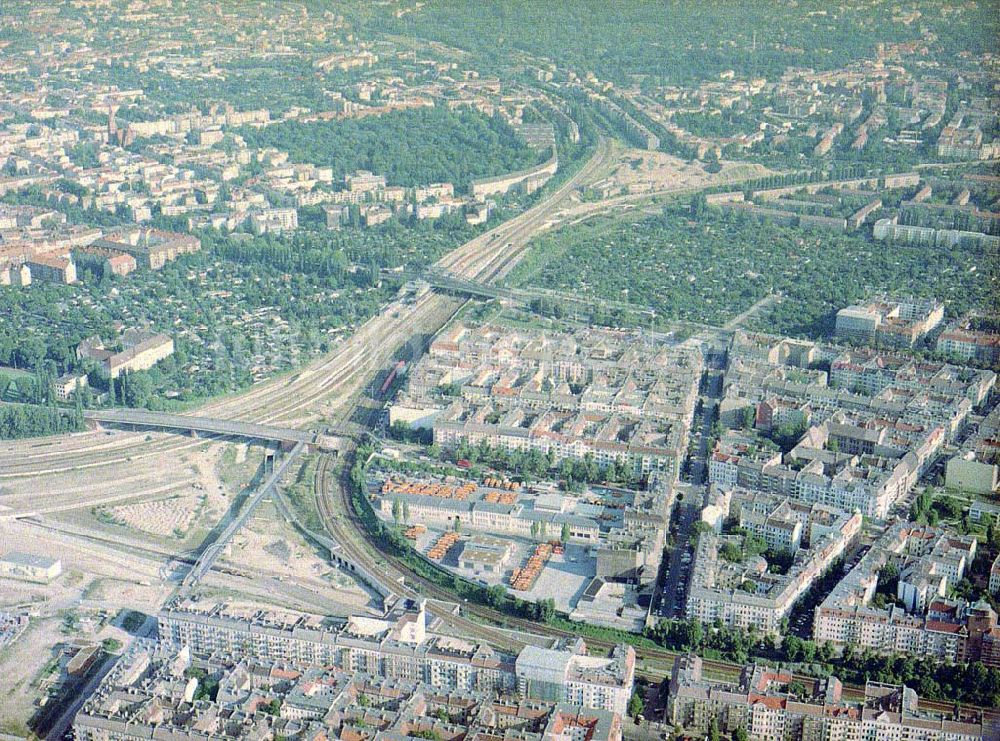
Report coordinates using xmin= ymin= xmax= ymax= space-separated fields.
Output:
xmin=0 ymin=1 xmax=998 ymax=739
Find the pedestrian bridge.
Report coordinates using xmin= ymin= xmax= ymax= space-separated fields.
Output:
xmin=183 ymin=441 xmax=306 ymax=588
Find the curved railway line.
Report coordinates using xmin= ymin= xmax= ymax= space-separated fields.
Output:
xmin=317 ymin=451 xmax=997 ymax=719
xmin=313 ymin=454 xmax=528 ymax=654
xmin=6 ymin=136 xmax=990 ymax=721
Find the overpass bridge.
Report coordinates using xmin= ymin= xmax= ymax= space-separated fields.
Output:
xmin=83 ymin=409 xmax=321 ymax=449
xmin=182 ymin=441 xmax=305 ymax=587
xmin=421 ymin=272 xmax=511 ymax=300
xmin=422 ymin=270 xmax=682 ymax=326
xmin=415 ymin=268 xmax=647 ymax=319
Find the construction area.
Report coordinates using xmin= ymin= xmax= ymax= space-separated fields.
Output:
xmin=0 ymin=438 xmax=375 ymax=734
xmin=585 ymin=146 xmax=776 ymax=200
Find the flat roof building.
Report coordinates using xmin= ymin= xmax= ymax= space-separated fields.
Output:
xmin=835 ymin=297 xmax=945 ymax=349
xmin=0 ymin=551 xmax=62 ymax=583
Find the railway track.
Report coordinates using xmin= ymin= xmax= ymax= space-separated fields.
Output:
xmin=313 ymin=445 xmax=729 ymax=672
xmin=312 ymin=453 xmax=527 ymax=652
xmin=7 ymin=135 xmax=994 ymax=720
xmin=3 ymin=140 xmax=612 ymax=488
xmin=439 ymin=136 xmax=614 ymax=285
xmin=316 ymin=441 xmax=1000 ymax=719
xmin=195 ymin=140 xmax=612 ymax=429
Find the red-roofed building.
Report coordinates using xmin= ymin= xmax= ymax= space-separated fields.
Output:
xmin=668 ymin=655 xmax=987 ymax=741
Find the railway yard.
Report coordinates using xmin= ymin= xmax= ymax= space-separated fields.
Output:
xmin=3 ymin=134 xmax=998 ymax=732
xmin=0 ymin=140 xmax=623 ymax=725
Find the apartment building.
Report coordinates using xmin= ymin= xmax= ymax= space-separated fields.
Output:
xmin=160 ymin=597 xmax=516 ymax=695
xmin=716 ymin=339 xmax=993 ymax=519
xmin=396 ymin=323 xmax=700 ymax=479
xmin=937 ymin=123 xmax=1000 ymax=160
xmin=434 ymin=403 xmax=687 ymax=477
xmin=249 ymin=206 xmax=298 ymax=234
xmin=118 ymin=105 xmax=270 ymax=140
xmin=414 ymin=182 xmax=454 ymax=201
xmin=685 ymin=506 xmax=860 ymax=634
xmin=73 ymin=246 xmax=138 ymax=277
xmin=50 ymin=372 xmax=87 ymax=402
xmin=733 ymin=491 xmax=849 ymax=555
xmin=667 ymin=655 xmax=989 ymax=741
xmin=835 ymin=297 xmax=944 ymax=348
xmin=95 ymin=227 xmax=201 ymax=269
xmin=25 ymin=253 xmax=77 ymax=284
xmin=515 ymin=642 xmax=635 ymax=717
xmin=345 ymin=169 xmax=387 ymax=192
xmin=709 ymin=417 xmax=940 ymax=520
xmin=512 ymin=122 xmax=558 ymax=150
xmin=814 ymin=524 xmax=984 ymax=663
xmin=829 ymin=350 xmax=994 ymax=403
xmin=0 ymin=262 xmax=31 ymax=286
xmin=471 ymin=150 xmax=558 ymax=198
xmin=708 ymin=432 xmax=783 ymax=491
xmin=726 ymin=344 xmax=986 ymax=447
xmin=936 ymin=316 xmax=1000 ymax=366
xmin=361 ymin=202 xmax=393 ymax=227
xmin=75 ymin=648 xmax=623 ymax=741
xmin=77 ymin=330 xmax=174 ymax=378
xmin=873 ymin=216 xmax=1000 ymax=250
xmin=324 ymin=203 xmax=350 ymax=229
xmin=159 ymin=597 xmax=636 ymax=714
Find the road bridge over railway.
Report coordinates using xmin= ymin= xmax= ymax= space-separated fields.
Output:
xmin=182 ymin=441 xmax=305 ymax=587
xmin=422 ymin=271 xmax=512 ymax=300
xmin=83 ymin=409 xmax=334 ymax=449
xmin=422 ymin=269 xmax=716 ymax=332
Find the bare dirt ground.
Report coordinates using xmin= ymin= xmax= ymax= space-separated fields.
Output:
xmin=0 ymin=516 xmax=175 ymax=735
xmin=0 ymin=436 xmax=375 ymax=729
xmin=224 ymin=499 xmax=374 ymax=615
xmin=0 ymin=615 xmax=63 ymax=736
xmin=33 ymin=441 xmax=261 ymax=552
xmin=601 ymin=148 xmax=775 ymax=195
xmin=0 ymin=432 xmax=209 ymax=518
xmin=1 ymin=519 xmax=169 ymax=595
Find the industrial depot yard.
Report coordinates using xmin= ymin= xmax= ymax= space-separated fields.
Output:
xmin=1 ymin=1 xmax=999 ymax=733
xmin=369 ymin=465 xmax=667 ymax=633
xmin=411 ymin=525 xmax=597 ymax=613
